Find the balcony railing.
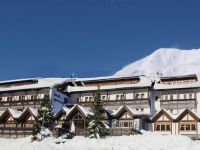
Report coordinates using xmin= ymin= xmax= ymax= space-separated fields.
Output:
xmin=78 ymin=99 xmax=150 ymax=107
xmin=160 ymin=99 xmax=196 ymax=109
xmin=0 ymin=98 xmax=45 ymax=107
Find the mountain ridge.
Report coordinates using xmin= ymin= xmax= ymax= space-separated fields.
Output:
xmin=114 ymin=48 xmax=200 ymax=78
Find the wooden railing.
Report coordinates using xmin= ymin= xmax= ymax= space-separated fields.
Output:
xmin=78 ymin=99 xmax=150 ymax=107
xmin=0 ymin=98 xmax=45 ymax=107
xmin=160 ymin=99 xmax=196 ymax=109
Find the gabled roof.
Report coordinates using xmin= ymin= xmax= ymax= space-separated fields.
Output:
xmin=54 ymin=107 xmax=71 ymax=120
xmin=18 ymin=107 xmax=38 ymax=121
xmin=66 ymin=104 xmax=92 ymax=119
xmin=0 ymin=108 xmax=22 ymax=122
xmin=113 ymin=106 xmax=134 ymax=118
xmin=151 ymin=109 xmax=174 ymax=122
xmin=175 ymin=108 xmax=200 ymax=121
xmin=112 ymin=105 xmax=149 ymax=118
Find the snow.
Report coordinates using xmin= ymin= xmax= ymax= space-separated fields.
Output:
xmin=115 ymin=48 xmax=200 ymax=78
xmin=67 ymin=76 xmax=152 ymax=93
xmin=154 ymin=81 xmax=200 ymax=89
xmin=67 ymin=105 xmax=92 ymax=117
xmin=111 ymin=106 xmax=149 ymax=117
xmin=1 ymin=132 xmax=200 ymax=150
xmin=28 ymin=107 xmax=38 ymax=117
xmin=0 ymin=77 xmax=74 ymax=92
xmin=8 ymin=108 xmax=23 ymax=118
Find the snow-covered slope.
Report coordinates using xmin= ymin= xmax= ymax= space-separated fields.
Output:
xmin=115 ymin=48 xmax=200 ymax=78
xmin=0 ymin=132 xmax=199 ymax=150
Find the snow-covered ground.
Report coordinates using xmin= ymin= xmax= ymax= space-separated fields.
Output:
xmin=1 ymin=132 xmax=200 ymax=150
xmin=115 ymin=48 xmax=200 ymax=78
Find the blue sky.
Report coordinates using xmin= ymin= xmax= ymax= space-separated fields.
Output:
xmin=0 ymin=0 xmax=200 ymax=80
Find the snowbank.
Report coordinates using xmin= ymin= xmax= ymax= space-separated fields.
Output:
xmin=0 ymin=132 xmax=200 ymax=150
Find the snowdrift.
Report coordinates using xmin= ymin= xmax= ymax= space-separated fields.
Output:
xmin=0 ymin=132 xmax=200 ymax=150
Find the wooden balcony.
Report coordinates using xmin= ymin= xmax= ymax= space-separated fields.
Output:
xmin=0 ymin=98 xmax=44 ymax=107
xmin=78 ymin=99 xmax=150 ymax=108
xmin=160 ymin=99 xmax=196 ymax=109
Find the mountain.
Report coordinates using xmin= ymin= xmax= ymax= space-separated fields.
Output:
xmin=114 ymin=48 xmax=200 ymax=78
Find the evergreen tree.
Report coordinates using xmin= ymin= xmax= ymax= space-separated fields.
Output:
xmin=32 ymin=95 xmax=54 ymax=137
xmin=87 ymin=87 xmax=109 ymax=139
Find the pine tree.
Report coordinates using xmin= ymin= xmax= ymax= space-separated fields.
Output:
xmin=32 ymin=95 xmax=54 ymax=137
xmin=87 ymin=87 xmax=109 ymax=139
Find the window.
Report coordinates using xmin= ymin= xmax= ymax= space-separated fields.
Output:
xmin=179 ymin=122 xmax=196 ymax=131
xmin=117 ymin=121 xmax=134 ymax=128
xmin=156 ymin=124 xmax=160 ymax=131
xmin=180 ymin=124 xmax=184 ymax=130
xmin=155 ymin=96 xmax=159 ymax=101
xmin=19 ymin=96 xmax=25 ymax=100
xmin=184 ymin=94 xmax=187 ymax=99
xmin=135 ymin=94 xmax=140 ymax=99
xmin=191 ymin=123 xmax=196 ymax=130
xmin=141 ymin=93 xmax=145 ymax=99
xmin=101 ymin=96 xmax=106 ymax=100
xmin=85 ymin=97 xmax=88 ymax=102
xmin=178 ymin=81 xmax=183 ymax=84
xmin=89 ymin=97 xmax=93 ymax=102
xmin=77 ymin=97 xmax=80 ymax=102
xmin=166 ymin=125 xmax=171 ymax=131
xmin=164 ymin=95 xmax=168 ymax=100
xmin=186 ymin=123 xmax=190 ymax=131
xmin=155 ymin=122 xmax=171 ymax=131
xmin=116 ymin=95 xmax=120 ymax=100
xmin=170 ymin=95 xmax=173 ymax=100
xmin=189 ymin=94 xmax=193 ymax=99
xmin=161 ymin=125 xmax=165 ymax=131
xmin=124 ymin=122 xmax=128 ymax=127
xmin=31 ymin=95 xmax=37 ymax=100
xmin=141 ymin=108 xmax=144 ymax=112
xmin=120 ymin=95 xmax=124 ymax=100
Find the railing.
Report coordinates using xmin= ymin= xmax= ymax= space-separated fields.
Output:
xmin=160 ymin=99 xmax=196 ymax=109
xmin=0 ymin=127 xmax=33 ymax=131
xmin=78 ymin=99 xmax=150 ymax=107
xmin=0 ymin=98 xmax=45 ymax=107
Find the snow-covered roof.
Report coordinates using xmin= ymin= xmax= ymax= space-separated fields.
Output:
xmin=62 ymin=107 xmax=71 ymax=114
xmin=67 ymin=76 xmax=152 ymax=93
xmin=8 ymin=108 xmax=23 ymax=118
xmin=154 ymin=81 xmax=200 ymax=90
xmin=151 ymin=108 xmax=200 ymax=121
xmin=74 ymin=75 xmax=140 ymax=82
xmin=66 ymin=104 xmax=92 ymax=117
xmin=0 ymin=77 xmax=74 ymax=92
xmin=28 ymin=107 xmax=38 ymax=117
xmin=112 ymin=105 xmax=150 ymax=117
xmin=159 ymin=74 xmax=197 ymax=81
